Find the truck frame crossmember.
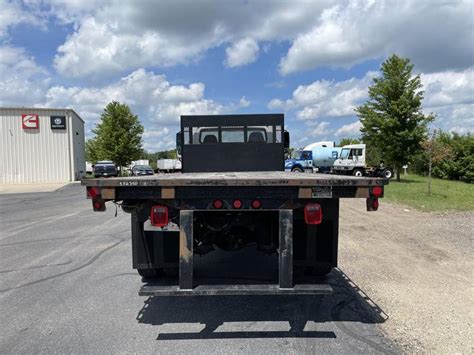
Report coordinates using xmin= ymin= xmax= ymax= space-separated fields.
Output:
xmin=139 ymin=209 xmax=333 ymax=296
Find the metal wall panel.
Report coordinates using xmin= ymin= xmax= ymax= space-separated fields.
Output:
xmin=70 ymin=110 xmax=86 ymax=180
xmin=0 ymin=108 xmax=85 ymax=184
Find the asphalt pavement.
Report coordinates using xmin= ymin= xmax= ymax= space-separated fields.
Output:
xmin=0 ymin=183 xmax=398 ymax=354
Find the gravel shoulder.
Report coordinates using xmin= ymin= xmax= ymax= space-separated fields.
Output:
xmin=339 ymin=199 xmax=474 ymax=354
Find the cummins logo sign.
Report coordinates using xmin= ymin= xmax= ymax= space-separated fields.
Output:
xmin=22 ymin=114 xmax=39 ymax=129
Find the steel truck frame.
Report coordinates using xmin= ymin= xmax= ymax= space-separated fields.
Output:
xmin=83 ymin=114 xmax=388 ymax=297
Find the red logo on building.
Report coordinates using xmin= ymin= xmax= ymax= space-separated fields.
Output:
xmin=22 ymin=114 xmax=39 ymax=129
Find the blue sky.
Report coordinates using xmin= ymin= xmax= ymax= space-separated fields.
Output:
xmin=1 ymin=0 xmax=472 ymax=151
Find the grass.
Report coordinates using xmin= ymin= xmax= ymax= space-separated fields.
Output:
xmin=384 ymin=174 xmax=474 ymax=212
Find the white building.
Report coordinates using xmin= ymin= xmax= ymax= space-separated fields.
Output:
xmin=0 ymin=107 xmax=85 ymax=184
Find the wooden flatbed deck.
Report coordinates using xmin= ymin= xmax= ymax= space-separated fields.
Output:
xmin=82 ymin=171 xmax=388 ymax=188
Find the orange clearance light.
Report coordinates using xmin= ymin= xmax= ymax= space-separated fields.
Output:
xmin=233 ymin=199 xmax=243 ymax=209
xmin=151 ymin=205 xmax=169 ymax=227
xmin=304 ymin=203 xmax=322 ymax=225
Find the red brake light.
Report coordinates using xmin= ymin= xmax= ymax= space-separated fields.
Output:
xmin=304 ymin=203 xmax=322 ymax=225
xmin=372 ymin=186 xmax=383 ymax=197
xmin=233 ymin=199 xmax=242 ymax=209
xmin=87 ymin=187 xmax=99 ymax=199
xmin=151 ymin=205 xmax=168 ymax=227
xmin=251 ymin=199 xmax=261 ymax=209
xmin=213 ymin=199 xmax=223 ymax=209
xmin=372 ymin=198 xmax=379 ymax=210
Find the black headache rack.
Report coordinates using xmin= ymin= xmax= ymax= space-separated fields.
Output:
xmin=179 ymin=114 xmax=286 ymax=173
xmin=139 ymin=209 xmax=333 ymax=296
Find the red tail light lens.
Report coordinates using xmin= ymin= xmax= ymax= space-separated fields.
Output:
xmin=304 ymin=203 xmax=322 ymax=225
xmin=213 ymin=199 xmax=223 ymax=209
xmin=251 ymin=199 xmax=261 ymax=209
xmin=372 ymin=186 xmax=383 ymax=197
xmin=151 ymin=205 xmax=168 ymax=227
xmin=87 ymin=187 xmax=99 ymax=199
xmin=233 ymin=199 xmax=242 ymax=209
xmin=372 ymin=198 xmax=379 ymax=210
xmin=366 ymin=197 xmax=379 ymax=211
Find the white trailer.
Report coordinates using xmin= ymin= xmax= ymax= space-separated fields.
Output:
xmin=157 ymin=159 xmax=182 ymax=173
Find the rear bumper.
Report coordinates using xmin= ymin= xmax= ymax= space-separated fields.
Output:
xmin=139 ymin=283 xmax=333 ymax=296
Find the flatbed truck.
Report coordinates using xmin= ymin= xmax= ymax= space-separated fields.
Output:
xmin=83 ymin=114 xmax=388 ymax=296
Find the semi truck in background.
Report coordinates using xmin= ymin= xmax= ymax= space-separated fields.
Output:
xmin=285 ymin=141 xmax=342 ymax=173
xmin=286 ymin=142 xmax=393 ymax=179
xmin=332 ymin=144 xmax=393 ymax=178
xmin=83 ymin=114 xmax=388 ymax=297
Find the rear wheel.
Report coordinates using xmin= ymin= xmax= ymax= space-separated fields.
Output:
xmin=291 ymin=167 xmax=304 ymax=173
xmin=137 ymin=268 xmax=163 ymax=280
xmin=352 ymin=168 xmax=364 ymax=177
xmin=382 ymin=168 xmax=393 ymax=179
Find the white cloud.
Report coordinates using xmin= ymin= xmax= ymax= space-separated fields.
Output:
xmin=268 ymin=72 xmax=375 ymax=120
xmin=49 ymin=1 xmax=328 ymax=77
xmin=42 ymin=68 xmax=248 ymax=150
xmin=334 ymin=120 xmax=362 ymax=137
xmin=0 ymin=46 xmax=49 ymax=106
xmin=280 ymin=1 xmax=473 ymax=75
xmin=310 ymin=121 xmax=331 ymax=136
xmin=421 ymin=68 xmax=474 ymax=133
xmin=225 ymin=38 xmax=259 ymax=68
xmin=0 ymin=0 xmax=44 ymax=37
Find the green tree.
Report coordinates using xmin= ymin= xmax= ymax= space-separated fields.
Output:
xmin=91 ymin=101 xmax=144 ymax=171
xmin=356 ymin=54 xmax=434 ymax=181
xmin=338 ymin=138 xmax=361 ymax=146
xmin=85 ymin=138 xmax=99 ymax=163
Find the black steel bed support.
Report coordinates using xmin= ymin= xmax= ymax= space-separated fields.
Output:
xmin=178 ymin=209 xmax=294 ymax=291
xmin=278 ymin=210 xmax=293 ymax=289
xmin=179 ymin=210 xmax=194 ymax=290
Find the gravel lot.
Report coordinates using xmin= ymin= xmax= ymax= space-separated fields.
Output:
xmin=339 ymin=199 xmax=473 ymax=354
xmin=1 ymin=183 xmax=471 ymax=353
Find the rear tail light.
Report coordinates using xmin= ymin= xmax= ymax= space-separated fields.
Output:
xmin=372 ymin=186 xmax=383 ymax=197
xmin=304 ymin=203 xmax=322 ymax=225
xmin=251 ymin=199 xmax=261 ymax=209
xmin=93 ymin=199 xmax=106 ymax=211
xmin=233 ymin=199 xmax=242 ymax=209
xmin=151 ymin=205 xmax=169 ymax=227
xmin=372 ymin=198 xmax=379 ymax=210
xmin=87 ymin=187 xmax=99 ymax=199
xmin=213 ymin=199 xmax=223 ymax=209
xmin=366 ymin=197 xmax=379 ymax=211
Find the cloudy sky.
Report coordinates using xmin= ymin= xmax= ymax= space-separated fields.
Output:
xmin=1 ymin=0 xmax=472 ymax=151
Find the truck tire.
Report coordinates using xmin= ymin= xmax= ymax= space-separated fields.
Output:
xmin=137 ymin=268 xmax=163 ymax=280
xmin=291 ymin=167 xmax=304 ymax=173
xmin=352 ymin=169 xmax=364 ymax=177
xmin=382 ymin=168 xmax=393 ymax=179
